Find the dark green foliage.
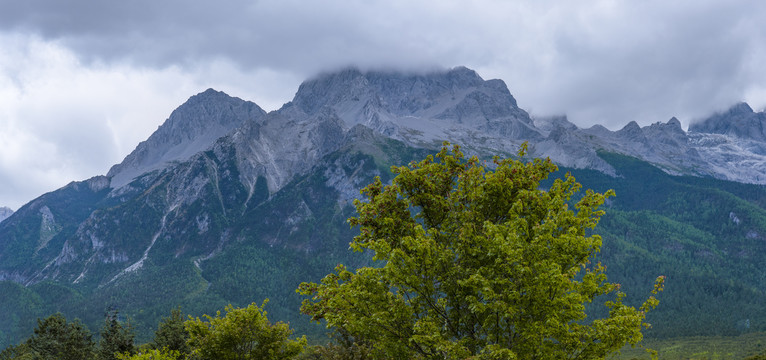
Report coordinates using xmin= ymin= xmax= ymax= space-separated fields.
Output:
xmin=24 ymin=313 xmax=94 ymax=360
xmin=0 ymin=343 xmax=30 ymax=360
xmin=299 ymin=344 xmax=373 ymax=360
xmin=0 ymin=282 xmax=42 ymax=350
xmin=78 ymin=260 xmax=210 ymax=342
xmin=151 ymin=308 xmax=190 ymax=355
xmin=29 ymin=282 xmax=84 ymax=308
xmin=185 ymin=301 xmax=306 ymax=360
xmin=98 ymin=311 xmax=136 ymax=360
xmin=297 ymin=330 xmax=373 ymax=360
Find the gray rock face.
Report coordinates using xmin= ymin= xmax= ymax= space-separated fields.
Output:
xmin=524 ymin=104 xmax=766 ymax=184
xmin=279 ymin=67 xmax=766 ymax=184
xmin=132 ymin=69 xmax=766 ymax=190
xmin=292 ymin=66 xmax=492 ymax=117
xmin=284 ymin=66 xmax=540 ymax=149
xmin=689 ymin=103 xmax=766 ymax=142
xmin=102 ymin=68 xmax=766 ymax=198
xmin=682 ymin=104 xmax=766 ymax=182
xmin=111 ymin=66 xmax=547 ymax=207
xmin=0 ymin=207 xmax=13 ymax=223
xmin=227 ymin=107 xmax=347 ymax=197
xmin=108 ymin=89 xmax=266 ymax=188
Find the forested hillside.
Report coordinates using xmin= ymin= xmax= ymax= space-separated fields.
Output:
xmin=2 ymin=145 xmax=766 ymax=350
xmin=568 ymin=152 xmax=766 ymax=338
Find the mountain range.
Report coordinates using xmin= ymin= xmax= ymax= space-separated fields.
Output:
xmin=1 ymin=66 xmax=766 ymax=347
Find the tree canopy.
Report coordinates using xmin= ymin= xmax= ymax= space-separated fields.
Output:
xmin=116 ymin=348 xmax=183 ymax=360
xmin=151 ymin=307 xmax=190 ymax=355
xmin=185 ymin=300 xmax=306 ymax=360
xmin=299 ymin=143 xmax=664 ymax=359
xmin=98 ymin=310 xmax=136 ymax=360
xmin=18 ymin=313 xmax=94 ymax=360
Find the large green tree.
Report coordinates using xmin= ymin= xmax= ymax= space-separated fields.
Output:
xmin=116 ymin=348 xmax=183 ymax=360
xmin=98 ymin=311 xmax=136 ymax=360
xmin=185 ymin=300 xmax=306 ymax=360
xmin=13 ymin=313 xmax=94 ymax=360
xmin=151 ymin=307 xmax=190 ymax=355
xmin=299 ymin=143 xmax=664 ymax=359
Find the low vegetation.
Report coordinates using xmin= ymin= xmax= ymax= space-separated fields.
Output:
xmin=299 ymin=143 xmax=663 ymax=358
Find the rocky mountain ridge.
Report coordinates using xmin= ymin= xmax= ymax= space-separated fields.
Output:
xmin=239 ymin=66 xmax=766 ymax=188
xmin=107 ymin=66 xmax=766 ymax=196
xmin=5 ymin=66 xmax=766 ymax=289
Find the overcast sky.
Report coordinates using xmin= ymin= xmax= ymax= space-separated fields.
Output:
xmin=1 ymin=0 xmax=765 ymax=210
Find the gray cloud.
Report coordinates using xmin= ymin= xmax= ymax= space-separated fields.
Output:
xmin=0 ymin=1 xmax=446 ymax=72
xmin=1 ymin=0 xmax=766 ymax=208
xmin=534 ymin=1 xmax=766 ymax=126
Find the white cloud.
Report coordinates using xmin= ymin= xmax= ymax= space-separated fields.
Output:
xmin=2 ymin=1 xmax=766 ymax=207
xmin=0 ymin=33 xmax=308 ymax=209
xmin=0 ymin=36 xmax=200 ymax=208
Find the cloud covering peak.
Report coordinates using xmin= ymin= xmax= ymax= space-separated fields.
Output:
xmin=1 ymin=0 xmax=766 ymax=209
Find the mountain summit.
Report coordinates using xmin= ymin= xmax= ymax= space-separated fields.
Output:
xmin=689 ymin=102 xmax=766 ymax=142
xmin=279 ymin=67 xmax=766 ymax=185
xmin=283 ymin=66 xmax=540 ymax=144
xmin=107 ymin=89 xmax=266 ymax=188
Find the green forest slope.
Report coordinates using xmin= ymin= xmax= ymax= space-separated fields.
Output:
xmin=1 ymin=146 xmax=766 ymax=349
